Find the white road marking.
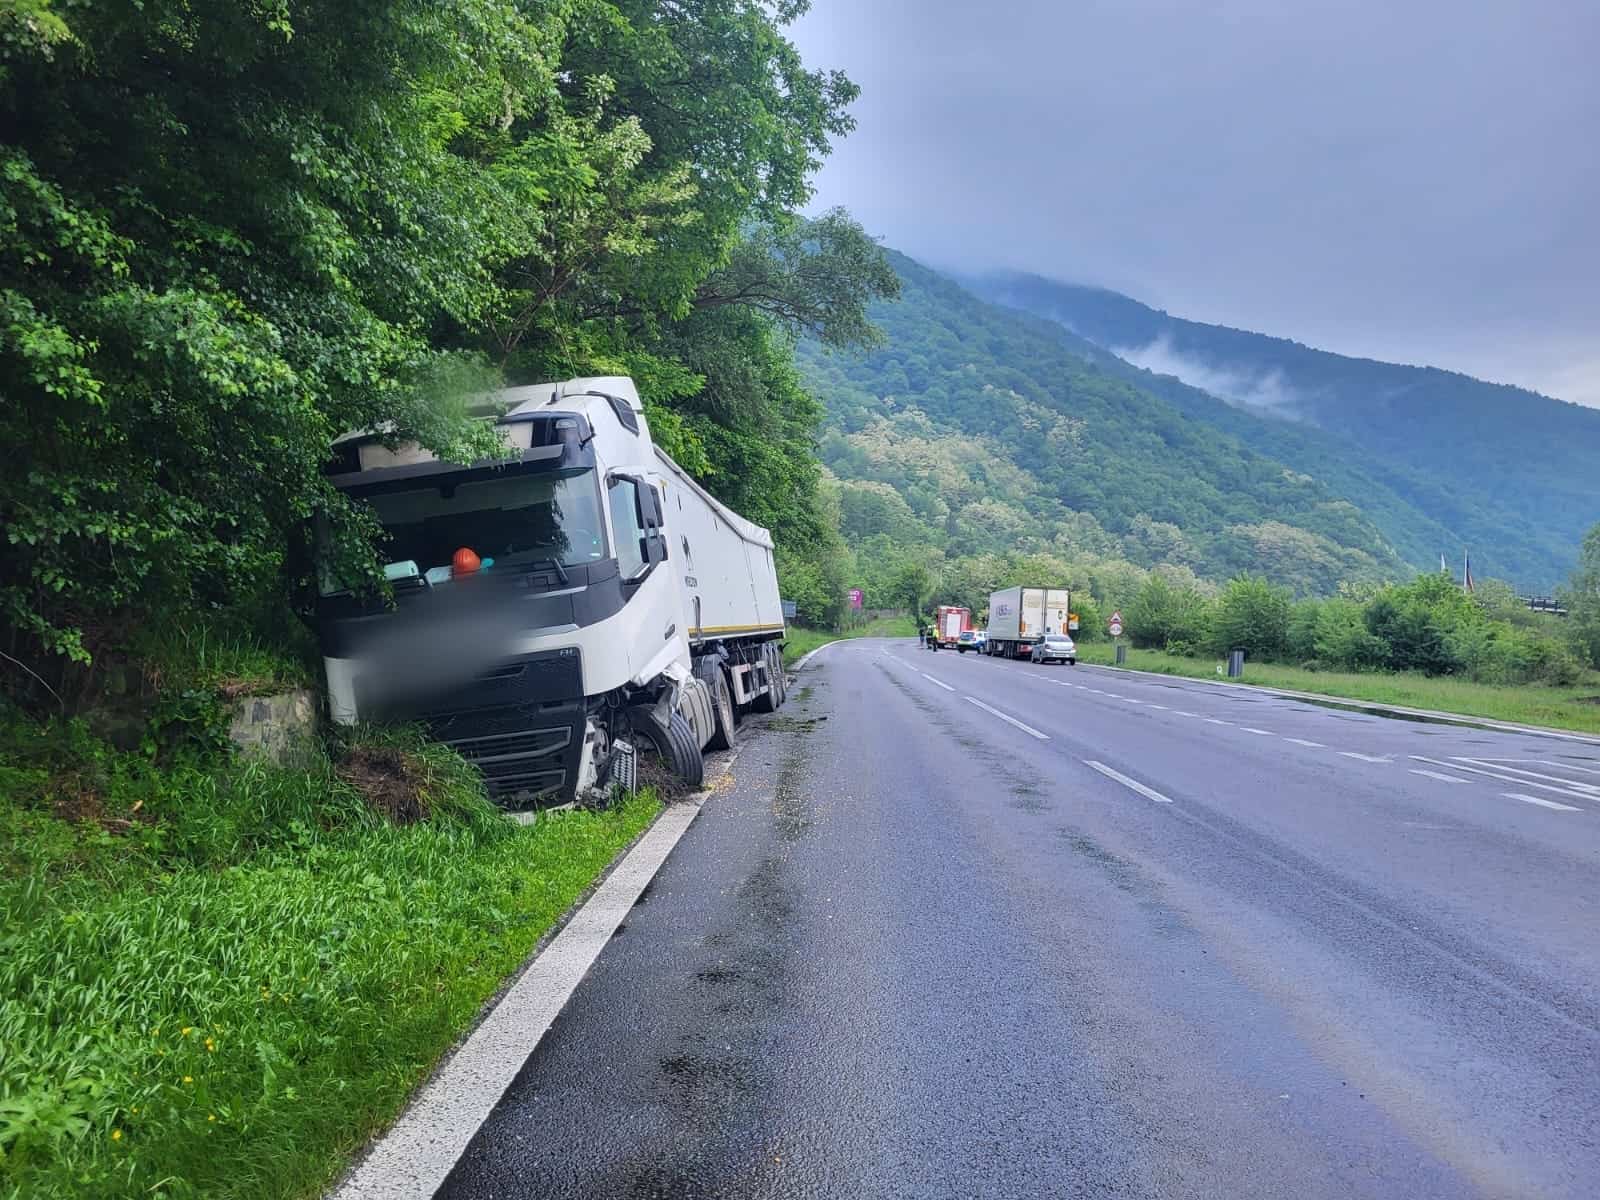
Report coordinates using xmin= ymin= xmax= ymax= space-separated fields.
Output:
xmin=1204 ymin=718 xmax=1232 ymax=726
xmin=1339 ymin=752 xmax=1392 ymax=763
xmin=918 ymin=671 xmax=956 ymax=692
xmin=1085 ymin=760 xmax=1173 ymax=804
xmin=1454 ymin=759 xmax=1600 ymax=797
xmin=1119 ymin=696 xmax=1145 ymax=704
xmin=1410 ymin=768 xmax=1469 ymax=783
xmin=965 ymin=696 xmax=1049 ymax=740
xmin=1283 ymin=738 xmax=1325 ymax=748
xmin=332 ymin=800 xmax=703 ymax=1200
xmin=1504 ymin=792 xmax=1580 ymax=812
xmin=1144 ymin=704 xmax=1169 ymax=710
xmin=1240 ymin=727 xmax=1276 ymax=736
xmin=1174 ymin=711 xmax=1204 ymax=719
xmin=1412 ymin=756 xmax=1598 ymax=802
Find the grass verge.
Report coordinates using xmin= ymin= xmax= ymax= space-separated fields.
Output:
xmin=1076 ymin=642 xmax=1600 ymax=735
xmin=782 ymin=614 xmax=919 ymax=667
xmin=0 ymin=716 xmax=660 ymax=1200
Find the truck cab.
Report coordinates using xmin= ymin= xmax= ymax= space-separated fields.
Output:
xmin=315 ymin=377 xmax=785 ymax=807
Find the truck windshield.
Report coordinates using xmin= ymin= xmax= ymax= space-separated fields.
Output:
xmin=349 ymin=468 xmax=605 ymax=590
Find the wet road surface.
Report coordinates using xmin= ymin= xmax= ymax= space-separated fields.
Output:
xmin=439 ymin=638 xmax=1600 ymax=1199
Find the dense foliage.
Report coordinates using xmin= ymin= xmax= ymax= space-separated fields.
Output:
xmin=1113 ymin=570 xmax=1589 ymax=687
xmin=975 ymin=272 xmax=1600 ymax=587
xmin=0 ymin=0 xmax=893 ymax=675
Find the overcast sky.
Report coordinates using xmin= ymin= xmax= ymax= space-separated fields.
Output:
xmin=788 ymin=0 xmax=1600 ymax=405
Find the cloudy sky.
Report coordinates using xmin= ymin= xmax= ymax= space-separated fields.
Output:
xmin=788 ymin=0 xmax=1600 ymax=405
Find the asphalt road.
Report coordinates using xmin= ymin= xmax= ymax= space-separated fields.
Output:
xmin=439 ymin=638 xmax=1600 ymax=1199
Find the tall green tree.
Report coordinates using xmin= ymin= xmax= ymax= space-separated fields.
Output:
xmin=1562 ymin=521 xmax=1600 ymax=666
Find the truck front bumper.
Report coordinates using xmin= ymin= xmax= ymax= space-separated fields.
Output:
xmin=362 ymin=648 xmax=588 ymax=806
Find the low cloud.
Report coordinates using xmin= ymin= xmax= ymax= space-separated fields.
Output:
xmin=1115 ymin=335 xmax=1304 ymax=417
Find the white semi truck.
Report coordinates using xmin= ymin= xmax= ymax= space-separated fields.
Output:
xmin=984 ymin=586 xmax=1073 ymax=659
xmin=315 ymin=376 xmax=787 ymax=806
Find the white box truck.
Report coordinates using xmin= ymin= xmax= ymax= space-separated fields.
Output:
xmin=315 ymin=376 xmax=787 ymax=806
xmin=985 ymin=586 xmax=1072 ymax=659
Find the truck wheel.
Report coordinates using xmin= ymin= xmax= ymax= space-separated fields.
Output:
xmin=753 ymin=643 xmax=783 ymax=713
xmin=769 ymin=643 xmax=788 ymax=708
xmin=694 ymin=660 xmax=737 ymax=751
xmin=629 ymin=707 xmax=705 ymax=790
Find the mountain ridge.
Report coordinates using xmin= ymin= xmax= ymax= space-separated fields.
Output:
xmin=797 ymin=250 xmax=1594 ymax=594
xmin=967 ymin=271 xmax=1600 ymax=585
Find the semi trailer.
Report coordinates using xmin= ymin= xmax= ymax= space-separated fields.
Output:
xmin=984 ymin=586 xmax=1072 ymax=659
xmin=315 ymin=376 xmax=787 ymax=807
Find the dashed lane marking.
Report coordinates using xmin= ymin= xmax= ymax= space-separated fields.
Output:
xmin=1204 ymin=718 xmax=1232 ymax=726
xmin=1085 ymin=760 xmax=1174 ymax=804
xmin=1283 ymin=737 xmax=1325 ymax=748
xmin=1145 ymin=703 xmax=1169 ymax=710
xmin=1240 ymin=727 xmax=1276 ymax=736
xmin=1174 ymin=711 xmax=1204 ymax=718
xmin=965 ymin=696 xmax=1049 ymax=740
xmin=918 ymin=671 xmax=956 ymax=692
xmin=1410 ymin=768 xmax=1469 ymax=783
xmin=1504 ymin=792 xmax=1581 ymax=812
xmin=1339 ymin=752 xmax=1392 ymax=764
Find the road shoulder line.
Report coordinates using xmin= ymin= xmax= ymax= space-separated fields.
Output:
xmin=1078 ymin=663 xmax=1600 ymax=744
xmin=329 ymin=760 xmax=732 ymax=1200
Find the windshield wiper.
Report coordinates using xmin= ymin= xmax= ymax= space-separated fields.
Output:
xmin=529 ymin=557 xmax=569 ymax=585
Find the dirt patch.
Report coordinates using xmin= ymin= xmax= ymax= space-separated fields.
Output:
xmin=635 ymin=753 xmax=699 ymax=802
xmin=49 ymin=774 xmax=155 ymax=835
xmin=50 ymin=774 xmax=105 ymax=825
xmin=337 ymin=746 xmax=430 ymax=824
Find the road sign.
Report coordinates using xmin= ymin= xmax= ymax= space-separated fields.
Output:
xmin=781 ymin=599 xmax=798 ymax=620
xmin=1067 ymin=612 xmax=1080 ymax=631
xmin=848 ymin=588 xmax=864 ymax=610
xmin=1108 ymin=609 xmax=1124 ymax=638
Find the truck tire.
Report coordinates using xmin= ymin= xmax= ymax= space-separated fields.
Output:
xmin=753 ymin=642 xmax=782 ymax=713
xmin=693 ymin=658 xmax=737 ymax=751
xmin=629 ymin=707 xmax=704 ymax=790
xmin=769 ymin=643 xmax=788 ymax=708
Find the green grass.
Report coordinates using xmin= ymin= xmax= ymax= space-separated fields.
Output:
xmin=1076 ymin=643 xmax=1600 ymax=734
xmin=782 ymin=613 xmax=920 ymax=666
xmin=0 ymin=718 xmax=660 ymax=1200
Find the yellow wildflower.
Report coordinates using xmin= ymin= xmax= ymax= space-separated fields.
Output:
xmin=207 ymin=1114 xmax=216 ymax=1123
xmin=180 ymin=1026 xmax=193 ymax=1037
xmin=205 ymin=1038 xmax=215 ymax=1052
xmin=111 ymin=1129 xmax=123 ymax=1142
xmin=182 ymin=1075 xmax=193 ymax=1084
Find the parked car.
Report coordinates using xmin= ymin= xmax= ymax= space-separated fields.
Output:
xmin=957 ymin=630 xmax=981 ymax=653
xmin=1029 ymin=633 xmax=1076 ymax=665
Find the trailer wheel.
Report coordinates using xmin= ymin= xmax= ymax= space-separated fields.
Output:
xmin=753 ymin=642 xmax=783 ymax=713
xmin=693 ymin=658 xmax=737 ymax=751
xmin=769 ymin=643 xmax=788 ymax=708
xmin=629 ymin=707 xmax=705 ymax=791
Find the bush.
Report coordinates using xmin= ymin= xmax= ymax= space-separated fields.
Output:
xmin=1208 ymin=575 xmax=1291 ymax=660
xmin=1364 ymin=574 xmax=1482 ymax=675
xmin=1126 ymin=574 xmax=1209 ymax=649
xmin=1313 ymin=598 xmax=1390 ymax=670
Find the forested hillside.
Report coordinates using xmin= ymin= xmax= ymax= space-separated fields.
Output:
xmin=0 ymin=0 xmax=896 ymax=671
xmin=799 ymin=251 xmax=1421 ymax=599
xmin=972 ymin=273 xmax=1600 ymax=586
